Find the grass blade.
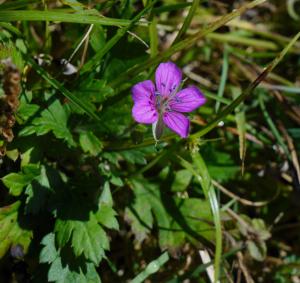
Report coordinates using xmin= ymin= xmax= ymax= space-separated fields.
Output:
xmin=109 ymin=0 xmax=266 ymax=89
xmin=191 ymin=31 xmax=300 ymax=139
xmin=26 ymin=56 xmax=101 ymax=121
xmin=177 ymin=153 xmax=222 ymax=282
xmin=0 ymin=10 xmax=132 ymax=26
xmin=172 ymin=0 xmax=200 ymax=45
xmin=215 ymin=45 xmax=229 ymax=113
xmin=258 ymin=93 xmax=289 ymax=157
xmin=130 ymin=252 xmax=169 ymax=283
xmin=81 ymin=2 xmax=155 ymax=74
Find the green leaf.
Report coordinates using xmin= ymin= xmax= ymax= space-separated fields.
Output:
xmin=120 ymin=150 xmax=146 ymax=165
xmin=40 ymin=233 xmax=59 ymax=264
xmin=125 ymin=201 xmax=153 ymax=243
xmin=99 ymin=182 xmax=113 ymax=206
xmin=2 ymin=164 xmax=40 ymax=196
xmin=24 ymin=166 xmax=52 ymax=214
xmin=127 ymin=178 xmax=214 ymax=249
xmin=55 ymin=215 xmax=109 ymax=265
xmin=71 ymin=215 xmax=109 ymax=264
xmin=96 ymin=205 xmax=119 ymax=230
xmin=79 ymin=131 xmax=103 ymax=156
xmin=25 ymin=56 xmax=101 ymax=121
xmin=0 ymin=201 xmax=32 ymax=258
xmin=171 ymin=169 xmax=193 ymax=192
xmin=96 ymin=182 xmax=119 ymax=229
xmin=2 ymin=173 xmax=31 ymax=196
xmin=247 ymin=240 xmax=267 ymax=262
xmin=90 ymin=25 xmax=106 ymax=52
xmin=48 ymin=257 xmax=69 ymax=282
xmin=20 ymin=99 xmax=75 ymax=147
xmin=43 ymin=232 xmax=102 ymax=283
xmin=17 ymin=102 xmax=39 ymax=123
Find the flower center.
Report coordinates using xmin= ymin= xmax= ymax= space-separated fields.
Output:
xmin=155 ymin=93 xmax=170 ymax=113
xmin=155 ymin=87 xmax=181 ymax=114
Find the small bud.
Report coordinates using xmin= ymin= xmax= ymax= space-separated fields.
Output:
xmin=152 ymin=116 xmax=164 ymax=142
xmin=2 ymin=128 xmax=14 ymax=142
xmin=0 ymin=146 xmax=6 ymax=157
xmin=5 ymin=95 xmax=20 ymax=112
xmin=6 ymin=114 xmax=16 ymax=128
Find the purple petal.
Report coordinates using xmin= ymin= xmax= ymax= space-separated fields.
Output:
xmin=169 ymin=86 xmax=206 ymax=113
xmin=132 ymin=80 xmax=156 ymax=103
xmin=132 ymin=101 xmax=158 ymax=124
xmin=163 ymin=111 xmax=189 ymax=138
xmin=155 ymin=62 xmax=182 ymax=97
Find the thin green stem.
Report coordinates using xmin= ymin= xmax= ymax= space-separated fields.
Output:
xmin=172 ymin=0 xmax=200 ymax=45
xmin=215 ymin=45 xmax=229 ymax=113
xmin=80 ymin=2 xmax=156 ymax=74
xmin=190 ymin=31 xmax=300 ymax=139
xmin=0 ymin=10 xmax=133 ymax=26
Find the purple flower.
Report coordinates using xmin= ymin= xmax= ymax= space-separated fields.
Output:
xmin=131 ymin=62 xmax=206 ymax=139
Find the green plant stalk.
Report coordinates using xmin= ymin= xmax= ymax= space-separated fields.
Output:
xmin=172 ymin=0 xmax=200 ymax=45
xmin=130 ymin=251 xmax=169 ymax=283
xmin=226 ymin=19 xmax=300 ymax=49
xmin=103 ymin=0 xmax=266 ymax=113
xmin=81 ymin=2 xmax=156 ymax=74
xmin=152 ymin=2 xmax=192 ymax=14
xmin=0 ymin=22 xmax=22 ymax=37
xmin=258 ymin=94 xmax=290 ymax=158
xmin=206 ymin=32 xmax=278 ymax=50
xmin=26 ymin=57 xmax=101 ymax=121
xmin=191 ymin=31 xmax=300 ymax=139
xmin=215 ymin=45 xmax=229 ymax=113
xmin=149 ymin=17 xmax=158 ymax=58
xmin=0 ymin=10 xmax=132 ymax=26
xmin=177 ymin=153 xmax=222 ymax=282
xmin=109 ymin=0 xmax=266 ymax=90
xmin=0 ymin=0 xmax=39 ymax=10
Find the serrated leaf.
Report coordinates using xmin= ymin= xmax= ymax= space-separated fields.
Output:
xmin=99 ymin=182 xmax=113 ymax=206
xmin=19 ymin=99 xmax=75 ymax=147
xmin=96 ymin=206 xmax=119 ymax=230
xmin=0 ymin=201 xmax=32 ymax=258
xmin=119 ymin=150 xmax=146 ymax=165
xmin=42 ymin=233 xmax=102 ymax=283
xmin=71 ymin=215 xmax=109 ymax=264
xmin=40 ymin=233 xmax=59 ymax=264
xmin=55 ymin=220 xmax=75 ymax=248
xmin=128 ymin=178 xmax=214 ymax=250
xmin=125 ymin=180 xmax=153 ymax=243
xmin=2 ymin=164 xmax=40 ymax=196
xmin=79 ymin=131 xmax=103 ymax=156
xmin=17 ymin=102 xmax=39 ymax=123
xmin=55 ymin=216 xmax=109 ymax=265
xmin=25 ymin=165 xmax=52 ymax=214
xmin=48 ymin=257 xmax=69 ymax=282
xmin=2 ymin=173 xmax=31 ymax=196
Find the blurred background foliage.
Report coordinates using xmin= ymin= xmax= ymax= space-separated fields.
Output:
xmin=0 ymin=0 xmax=300 ymax=282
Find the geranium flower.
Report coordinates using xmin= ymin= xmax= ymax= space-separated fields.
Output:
xmin=131 ymin=62 xmax=206 ymax=139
